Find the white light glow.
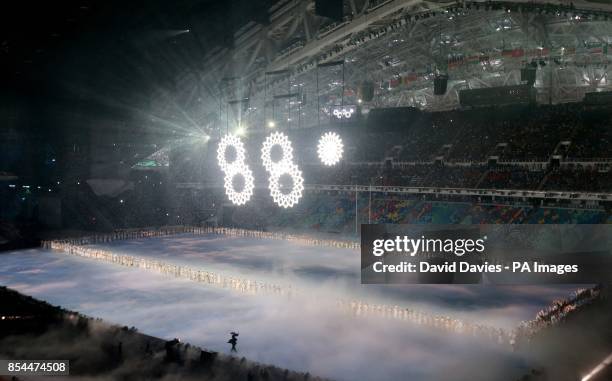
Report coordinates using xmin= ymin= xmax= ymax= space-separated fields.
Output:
xmin=317 ymin=132 xmax=344 ymax=166
xmin=261 ymin=132 xmax=294 ymax=173
xmin=268 ymin=163 xmax=304 ymax=208
xmin=582 ymin=352 xmax=612 ymax=381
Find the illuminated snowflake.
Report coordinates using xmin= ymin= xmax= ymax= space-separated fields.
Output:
xmin=217 ymin=134 xmax=245 ymax=172
xmin=268 ymin=163 xmax=304 ymax=208
xmin=217 ymin=134 xmax=253 ymax=205
xmin=260 ymin=132 xmax=294 ymax=173
xmin=317 ymin=132 xmax=344 ymax=166
xmin=223 ymin=163 xmax=254 ymax=205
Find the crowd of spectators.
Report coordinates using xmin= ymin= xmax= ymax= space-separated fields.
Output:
xmin=297 ymin=162 xmax=610 ymax=192
xmin=42 ymin=101 xmax=608 ymax=235
xmin=545 ymin=168 xmax=612 ymax=192
xmin=565 ymin=108 xmax=612 ymax=160
xmin=345 ymin=102 xmax=604 ymax=164
xmin=479 ymin=167 xmax=545 ymax=190
xmin=367 ymin=197 xmax=607 ymax=225
xmin=225 ymin=192 xmax=609 ymax=235
xmin=425 ymin=166 xmax=484 ymax=188
xmin=199 ymin=101 xmax=612 ymax=194
xmin=240 ymin=106 xmax=610 ymax=188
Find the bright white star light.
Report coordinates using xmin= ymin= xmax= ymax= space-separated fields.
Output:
xmin=261 ymin=132 xmax=294 ymax=173
xmin=217 ymin=134 xmax=245 ymax=172
xmin=223 ymin=163 xmax=254 ymax=205
xmin=317 ymin=132 xmax=344 ymax=166
xmin=268 ymin=163 xmax=304 ymax=208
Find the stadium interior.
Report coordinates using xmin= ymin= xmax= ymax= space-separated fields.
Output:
xmin=1 ymin=0 xmax=611 ymax=380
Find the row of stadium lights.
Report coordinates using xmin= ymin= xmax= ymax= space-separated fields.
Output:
xmin=217 ymin=131 xmax=343 ymax=208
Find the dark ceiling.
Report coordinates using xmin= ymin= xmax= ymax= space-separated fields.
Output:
xmin=0 ymin=0 xmax=272 ymax=94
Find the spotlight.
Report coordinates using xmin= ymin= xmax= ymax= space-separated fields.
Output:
xmin=317 ymin=132 xmax=344 ymax=166
xmin=267 ymin=120 xmax=276 ymax=128
xmin=236 ymin=125 xmax=246 ymax=136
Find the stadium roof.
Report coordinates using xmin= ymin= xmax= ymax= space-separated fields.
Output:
xmin=147 ymin=0 xmax=612 ymax=134
xmin=3 ymin=1 xmax=610 ymax=136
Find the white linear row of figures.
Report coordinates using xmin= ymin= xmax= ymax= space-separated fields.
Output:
xmin=40 ymin=225 xmax=360 ymax=250
xmin=47 ymin=239 xmax=514 ymax=345
xmin=42 ymin=227 xmax=513 ymax=346
xmin=41 ymin=226 xmax=602 ymax=349
xmin=47 ymin=240 xmax=292 ymax=296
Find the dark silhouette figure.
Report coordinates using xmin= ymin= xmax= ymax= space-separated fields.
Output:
xmin=164 ymin=338 xmax=181 ymax=363
xmin=200 ymin=349 xmax=217 ymax=370
xmin=228 ymin=331 xmax=239 ymax=352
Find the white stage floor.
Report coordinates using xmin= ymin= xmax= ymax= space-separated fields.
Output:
xmin=0 ymin=233 xmax=580 ymax=380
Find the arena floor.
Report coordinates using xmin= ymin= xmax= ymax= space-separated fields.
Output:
xmin=0 ymin=233 xmax=583 ymax=380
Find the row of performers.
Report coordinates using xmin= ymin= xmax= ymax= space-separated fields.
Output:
xmin=42 ymin=225 xmax=359 ymax=250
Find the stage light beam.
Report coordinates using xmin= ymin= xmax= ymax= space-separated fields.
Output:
xmin=582 ymin=352 xmax=612 ymax=381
